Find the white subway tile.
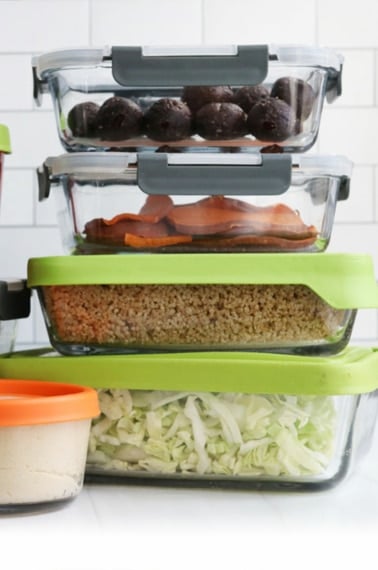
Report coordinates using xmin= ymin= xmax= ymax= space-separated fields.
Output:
xmin=15 ymin=312 xmax=34 ymax=345
xmin=0 ymin=169 xmax=34 ymax=225
xmin=0 ymin=55 xmax=33 ymax=110
xmin=333 ymin=50 xmax=374 ymax=107
xmin=1 ymin=111 xmax=64 ymax=168
xmin=375 ymin=167 xmax=378 ymax=222
xmin=92 ymin=0 xmax=202 ymax=45
xmin=0 ymin=1 xmax=90 ymax=52
xmin=334 ymin=166 xmax=374 ymax=223
xmin=351 ymin=310 xmax=378 ymax=341
xmin=319 ymin=0 xmax=378 ymax=47
xmin=0 ymin=227 xmax=64 ymax=277
xmin=203 ymin=0 xmax=316 ymax=44
xmin=318 ymin=108 xmax=378 ymax=165
xmin=327 ymin=223 xmax=378 ymax=277
xmin=36 ymin=191 xmax=60 ymax=226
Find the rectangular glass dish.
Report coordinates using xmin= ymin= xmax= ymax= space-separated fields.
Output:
xmin=38 ymin=153 xmax=351 ymax=254
xmin=27 ymin=253 xmax=378 ymax=356
xmin=1 ymin=346 xmax=377 ymax=491
xmin=32 ymin=45 xmax=343 ymax=153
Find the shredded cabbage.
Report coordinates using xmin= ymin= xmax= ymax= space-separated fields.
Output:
xmin=87 ymin=390 xmax=337 ymax=478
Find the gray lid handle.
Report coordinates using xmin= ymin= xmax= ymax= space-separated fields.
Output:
xmin=137 ymin=154 xmax=292 ymax=196
xmin=111 ymin=45 xmax=268 ymax=87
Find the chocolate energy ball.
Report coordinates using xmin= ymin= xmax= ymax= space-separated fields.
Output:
xmin=182 ymin=86 xmax=234 ymax=113
xmin=247 ymin=97 xmax=296 ymax=142
xmin=271 ymin=77 xmax=315 ymax=121
xmin=96 ymin=96 xmax=143 ymax=141
xmin=143 ymin=98 xmax=192 ymax=142
xmin=67 ymin=102 xmax=100 ymax=137
xmin=233 ymin=85 xmax=270 ymax=113
xmin=195 ymin=102 xmax=248 ymax=140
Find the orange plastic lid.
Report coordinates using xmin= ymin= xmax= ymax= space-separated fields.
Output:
xmin=0 ymin=379 xmax=100 ymax=426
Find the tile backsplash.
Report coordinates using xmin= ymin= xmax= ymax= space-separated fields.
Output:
xmin=0 ymin=0 xmax=377 ymax=347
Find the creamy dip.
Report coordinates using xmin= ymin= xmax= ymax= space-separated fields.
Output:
xmin=0 ymin=419 xmax=91 ymax=505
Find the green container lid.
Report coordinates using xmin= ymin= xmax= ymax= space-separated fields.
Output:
xmin=0 ymin=124 xmax=11 ymax=154
xmin=1 ymin=346 xmax=377 ymax=395
xmin=27 ymin=253 xmax=378 ymax=309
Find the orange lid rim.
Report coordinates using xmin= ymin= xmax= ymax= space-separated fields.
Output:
xmin=0 ymin=379 xmax=100 ymax=426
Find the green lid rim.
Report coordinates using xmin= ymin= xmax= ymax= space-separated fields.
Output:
xmin=1 ymin=346 xmax=377 ymax=395
xmin=0 ymin=125 xmax=11 ymax=154
xmin=27 ymin=253 xmax=378 ymax=309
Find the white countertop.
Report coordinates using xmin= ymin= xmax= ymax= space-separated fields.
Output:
xmin=1 ymin=426 xmax=377 ymax=570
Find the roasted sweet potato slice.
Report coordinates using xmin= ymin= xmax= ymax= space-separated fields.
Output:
xmin=103 ymin=195 xmax=174 ymax=225
xmin=167 ymin=200 xmax=315 ymax=238
xmin=84 ymin=217 xmax=172 ymax=245
xmin=124 ymin=233 xmax=192 ymax=248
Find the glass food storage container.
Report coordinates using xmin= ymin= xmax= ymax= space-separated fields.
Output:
xmin=0 ymin=346 xmax=377 ymax=491
xmin=0 ymin=379 xmax=99 ymax=513
xmin=32 ymin=45 xmax=343 ymax=153
xmin=26 ymin=253 xmax=378 ymax=356
xmin=37 ymin=152 xmax=351 ymax=254
xmin=0 ymin=279 xmax=31 ymax=354
xmin=0 ymin=124 xmax=11 ymax=205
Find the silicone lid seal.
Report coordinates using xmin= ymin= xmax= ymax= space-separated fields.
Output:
xmin=27 ymin=253 xmax=378 ymax=309
xmin=0 ymin=347 xmax=377 ymax=396
xmin=0 ymin=125 xmax=11 ymax=154
xmin=0 ymin=379 xmax=99 ymax=427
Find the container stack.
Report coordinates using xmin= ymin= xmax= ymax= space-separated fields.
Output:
xmin=2 ymin=45 xmax=378 ymax=494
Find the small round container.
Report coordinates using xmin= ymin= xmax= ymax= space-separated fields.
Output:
xmin=0 ymin=124 xmax=11 ymax=207
xmin=0 ymin=379 xmax=99 ymax=513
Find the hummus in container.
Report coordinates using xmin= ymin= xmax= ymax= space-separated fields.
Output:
xmin=0 ymin=379 xmax=99 ymax=512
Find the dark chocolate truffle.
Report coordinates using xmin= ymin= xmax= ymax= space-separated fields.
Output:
xmin=143 ymin=98 xmax=192 ymax=142
xmin=233 ymin=85 xmax=270 ymax=113
xmin=195 ymin=102 xmax=248 ymax=140
xmin=96 ymin=96 xmax=143 ymax=141
xmin=67 ymin=101 xmax=99 ymax=137
xmin=182 ymin=86 xmax=234 ymax=113
xmin=271 ymin=77 xmax=315 ymax=120
xmin=247 ymin=97 xmax=296 ymax=142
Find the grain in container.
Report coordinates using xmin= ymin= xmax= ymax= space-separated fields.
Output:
xmin=26 ymin=253 xmax=378 ymax=356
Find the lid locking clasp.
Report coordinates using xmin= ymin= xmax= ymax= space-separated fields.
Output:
xmin=36 ymin=163 xmax=51 ymax=201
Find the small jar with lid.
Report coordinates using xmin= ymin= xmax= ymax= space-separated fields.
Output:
xmin=0 ymin=379 xmax=99 ymax=513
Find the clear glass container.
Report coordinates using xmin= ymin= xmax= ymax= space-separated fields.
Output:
xmin=38 ymin=153 xmax=351 ymax=254
xmin=32 ymin=45 xmax=343 ymax=153
xmin=26 ymin=253 xmax=378 ymax=356
xmin=0 ymin=347 xmax=376 ymax=491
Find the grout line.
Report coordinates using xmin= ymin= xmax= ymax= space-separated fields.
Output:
xmin=88 ymin=0 xmax=93 ymax=46
xmin=201 ymin=0 xmax=206 ymax=43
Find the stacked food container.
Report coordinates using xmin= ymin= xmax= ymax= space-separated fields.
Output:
xmin=0 ymin=124 xmax=99 ymax=513
xmin=0 ymin=126 xmax=31 ymax=354
xmin=2 ymin=45 xmax=378 ymax=495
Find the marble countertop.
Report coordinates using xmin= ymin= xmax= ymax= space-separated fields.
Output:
xmin=1 ymin=426 xmax=377 ymax=570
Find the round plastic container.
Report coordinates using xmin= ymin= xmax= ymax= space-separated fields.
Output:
xmin=0 ymin=124 xmax=11 ymax=207
xmin=0 ymin=379 xmax=99 ymax=513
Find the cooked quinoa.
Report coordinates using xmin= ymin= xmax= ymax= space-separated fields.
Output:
xmin=41 ymin=284 xmax=346 ymax=350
